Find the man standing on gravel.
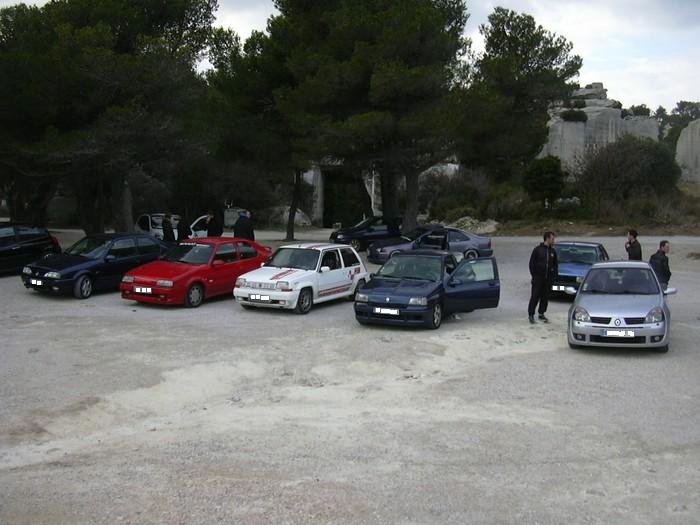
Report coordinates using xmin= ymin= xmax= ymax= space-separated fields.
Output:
xmin=528 ymin=231 xmax=558 ymax=324
xmin=625 ymin=229 xmax=642 ymax=261
xmin=649 ymin=240 xmax=672 ymax=290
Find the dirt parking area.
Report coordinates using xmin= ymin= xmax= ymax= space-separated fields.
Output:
xmin=1 ymin=233 xmax=700 ymax=524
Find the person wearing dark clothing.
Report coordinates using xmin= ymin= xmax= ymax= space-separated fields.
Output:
xmin=177 ymin=217 xmax=190 ymax=241
xmin=162 ymin=213 xmax=176 ymax=243
xmin=206 ymin=210 xmax=223 ymax=237
xmin=528 ymin=231 xmax=558 ymax=324
xmin=625 ymin=229 xmax=642 ymax=261
xmin=233 ymin=212 xmax=255 ymax=240
xmin=649 ymin=240 xmax=672 ymax=289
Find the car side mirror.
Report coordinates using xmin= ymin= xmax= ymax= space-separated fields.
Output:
xmin=105 ymin=254 xmax=116 ymax=262
xmin=663 ymin=287 xmax=677 ymax=295
xmin=564 ymin=286 xmax=577 ymax=295
xmin=320 ymin=265 xmax=331 ymax=273
xmin=212 ymin=259 xmax=224 ymax=267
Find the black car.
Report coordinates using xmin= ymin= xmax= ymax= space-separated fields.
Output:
xmin=329 ymin=216 xmax=402 ymax=251
xmin=0 ymin=223 xmax=61 ymax=273
xmin=354 ymin=250 xmax=500 ymax=329
xmin=22 ymin=233 xmax=169 ymax=298
xmin=551 ymin=241 xmax=609 ymax=293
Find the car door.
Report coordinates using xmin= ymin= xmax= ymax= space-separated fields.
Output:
xmin=0 ymin=225 xmax=20 ymax=271
xmin=100 ymin=238 xmax=141 ymax=289
xmin=365 ymin=218 xmax=388 ymax=243
xmin=236 ymin=241 xmax=263 ymax=275
xmin=135 ymin=214 xmax=151 ymax=235
xmin=190 ymin=215 xmax=209 ymax=238
xmin=447 ymin=229 xmax=470 ymax=253
xmin=14 ymin=225 xmax=51 ymax=267
xmin=444 ymin=258 xmax=500 ymax=313
xmin=208 ymin=242 xmax=239 ymax=296
xmin=316 ymin=249 xmax=350 ymax=299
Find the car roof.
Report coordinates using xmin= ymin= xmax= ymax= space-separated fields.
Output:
xmin=556 ymin=241 xmax=602 ymax=247
xmin=395 ymin=249 xmax=450 ymax=257
xmin=0 ymin=222 xmax=48 ymax=228
xmin=180 ymin=236 xmax=255 ymax=245
xmin=281 ymin=243 xmax=349 ymax=250
xmin=591 ymin=261 xmax=651 ymax=269
xmin=86 ymin=232 xmax=152 ymax=240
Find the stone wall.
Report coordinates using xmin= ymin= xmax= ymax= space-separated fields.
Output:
xmin=676 ymin=118 xmax=700 ymax=183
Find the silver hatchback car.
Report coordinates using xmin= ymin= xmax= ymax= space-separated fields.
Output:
xmin=566 ymin=261 xmax=677 ymax=353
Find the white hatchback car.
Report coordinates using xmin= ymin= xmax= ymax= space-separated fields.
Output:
xmin=234 ymin=243 xmax=369 ymax=314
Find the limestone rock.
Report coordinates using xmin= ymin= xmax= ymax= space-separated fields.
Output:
xmin=676 ymin=119 xmax=700 ymax=183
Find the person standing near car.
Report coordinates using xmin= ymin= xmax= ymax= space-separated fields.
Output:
xmin=528 ymin=231 xmax=558 ymax=324
xmin=625 ymin=229 xmax=642 ymax=261
xmin=177 ymin=215 xmax=190 ymax=241
xmin=234 ymin=210 xmax=255 ymax=240
xmin=206 ymin=210 xmax=223 ymax=237
xmin=649 ymin=240 xmax=672 ymax=290
xmin=162 ymin=213 xmax=176 ymax=244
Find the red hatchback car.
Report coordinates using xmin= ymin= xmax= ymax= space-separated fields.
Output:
xmin=120 ymin=237 xmax=271 ymax=307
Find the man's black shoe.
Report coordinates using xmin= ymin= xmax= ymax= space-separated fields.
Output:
xmin=538 ymin=314 xmax=549 ymax=323
xmin=528 ymin=315 xmax=535 ymax=324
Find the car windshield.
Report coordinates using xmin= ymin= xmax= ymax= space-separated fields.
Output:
xmin=163 ymin=243 xmax=213 ymax=264
xmin=267 ymin=248 xmax=320 ymax=270
xmin=581 ymin=268 xmax=660 ymax=295
xmin=65 ymin=237 xmax=111 ymax=258
xmin=401 ymin=227 xmax=429 ymax=242
xmin=555 ymin=245 xmax=599 ymax=265
xmin=378 ymin=255 xmax=442 ymax=281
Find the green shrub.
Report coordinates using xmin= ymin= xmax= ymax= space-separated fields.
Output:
xmin=560 ymin=109 xmax=587 ymax=122
xmin=442 ymin=205 xmax=477 ymax=223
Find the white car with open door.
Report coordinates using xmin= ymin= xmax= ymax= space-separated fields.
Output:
xmin=233 ymin=243 xmax=369 ymax=314
xmin=135 ymin=213 xmax=211 ymax=240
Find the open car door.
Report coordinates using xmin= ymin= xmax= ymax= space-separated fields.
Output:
xmin=444 ymin=257 xmax=500 ymax=313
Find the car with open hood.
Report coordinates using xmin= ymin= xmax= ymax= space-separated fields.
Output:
xmin=367 ymin=225 xmax=493 ymax=264
xmin=121 ymin=237 xmax=271 ymax=307
xmin=355 ymin=250 xmax=500 ymax=329
xmin=22 ymin=233 xmax=168 ymax=298
xmin=566 ymin=261 xmax=676 ymax=352
xmin=233 ymin=243 xmax=368 ymax=314
xmin=551 ymin=241 xmax=609 ymax=293
xmin=328 ymin=216 xmax=402 ymax=251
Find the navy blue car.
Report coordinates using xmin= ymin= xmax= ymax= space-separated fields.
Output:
xmin=354 ymin=250 xmax=500 ymax=329
xmin=551 ymin=241 xmax=609 ymax=293
xmin=329 ymin=216 xmax=402 ymax=251
xmin=21 ymin=233 xmax=169 ymax=299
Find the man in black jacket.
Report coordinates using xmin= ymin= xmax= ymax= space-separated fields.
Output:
xmin=206 ymin=210 xmax=223 ymax=237
xmin=233 ymin=211 xmax=255 ymax=240
xmin=625 ymin=229 xmax=642 ymax=260
xmin=649 ymin=240 xmax=672 ymax=289
xmin=528 ymin=231 xmax=558 ymax=324
xmin=162 ymin=213 xmax=176 ymax=244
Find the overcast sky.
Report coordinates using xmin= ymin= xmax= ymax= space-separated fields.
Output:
xmin=2 ymin=0 xmax=698 ymax=110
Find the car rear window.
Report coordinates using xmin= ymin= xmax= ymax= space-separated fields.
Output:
xmin=341 ymin=248 xmax=360 ymax=267
xmin=16 ymin=225 xmax=47 ymax=240
xmin=237 ymin=242 xmax=258 ymax=259
xmin=136 ymin=237 xmax=160 ymax=255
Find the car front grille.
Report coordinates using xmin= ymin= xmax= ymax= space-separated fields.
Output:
xmin=590 ymin=316 xmax=612 ymax=325
xmin=624 ymin=317 xmax=646 ymax=325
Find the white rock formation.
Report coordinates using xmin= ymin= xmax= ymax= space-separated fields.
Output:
xmin=676 ymin=118 xmax=700 ymax=183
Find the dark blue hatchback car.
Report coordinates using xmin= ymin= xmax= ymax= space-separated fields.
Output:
xmin=354 ymin=250 xmax=500 ymax=329
xmin=22 ymin=233 xmax=169 ymax=299
xmin=551 ymin=241 xmax=609 ymax=293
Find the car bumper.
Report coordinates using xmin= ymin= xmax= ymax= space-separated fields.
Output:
xmin=22 ymin=275 xmax=73 ymax=294
xmin=120 ymin=283 xmax=185 ymax=305
xmin=568 ymin=320 xmax=669 ymax=348
xmin=234 ymin=288 xmax=300 ymax=309
xmin=354 ymin=302 xmax=432 ymax=326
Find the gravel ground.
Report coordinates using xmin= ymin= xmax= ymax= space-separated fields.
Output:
xmin=1 ymin=232 xmax=699 ymax=525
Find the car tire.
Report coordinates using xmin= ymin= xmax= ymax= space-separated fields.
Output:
xmin=73 ymin=275 xmax=93 ymax=299
xmin=349 ymin=279 xmax=366 ymax=301
xmin=653 ymin=344 xmax=669 ymax=353
xmin=427 ymin=302 xmax=443 ymax=329
xmin=464 ymin=249 xmax=479 ymax=260
xmin=185 ymin=283 xmax=204 ymax=308
xmin=294 ymin=288 xmax=313 ymax=315
xmin=350 ymin=239 xmax=363 ymax=252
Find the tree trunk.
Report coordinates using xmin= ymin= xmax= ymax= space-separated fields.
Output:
xmin=402 ymin=170 xmax=420 ymax=233
xmin=110 ymin=176 xmax=134 ymax=232
xmin=379 ymin=167 xmax=399 ymax=217
xmin=285 ymin=170 xmax=303 ymax=241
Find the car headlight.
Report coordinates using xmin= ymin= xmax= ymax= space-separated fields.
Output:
xmin=235 ymin=277 xmax=247 ymax=288
xmin=336 ymin=234 xmax=345 ymax=240
xmin=122 ymin=275 xmax=134 ymax=283
xmin=276 ymin=281 xmax=292 ymax=291
xmin=22 ymin=266 xmax=32 ymax=275
xmin=355 ymin=292 xmax=369 ymax=303
xmin=45 ymin=271 xmax=61 ymax=279
xmin=573 ymin=306 xmax=591 ymax=322
xmin=408 ymin=297 xmax=428 ymax=306
xmin=645 ymin=307 xmax=664 ymax=323
xmin=156 ymin=279 xmax=174 ymax=288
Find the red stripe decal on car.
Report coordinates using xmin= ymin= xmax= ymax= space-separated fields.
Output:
xmin=270 ymin=269 xmax=297 ymax=280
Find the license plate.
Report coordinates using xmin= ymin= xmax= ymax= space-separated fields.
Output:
xmin=250 ymin=294 xmax=270 ymax=301
xmin=30 ymin=279 xmax=43 ymax=286
xmin=604 ymin=330 xmax=635 ymax=337
xmin=551 ymin=285 xmax=566 ymax=291
xmin=374 ymin=307 xmax=399 ymax=315
xmin=135 ymin=287 xmax=152 ymax=294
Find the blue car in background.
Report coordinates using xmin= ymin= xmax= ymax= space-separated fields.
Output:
xmin=551 ymin=241 xmax=609 ymax=293
xmin=329 ymin=216 xmax=402 ymax=251
xmin=354 ymin=250 xmax=500 ymax=329
xmin=22 ymin=233 xmax=169 ymax=299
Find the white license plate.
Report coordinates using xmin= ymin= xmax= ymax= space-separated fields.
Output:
xmin=374 ymin=307 xmax=399 ymax=315
xmin=30 ymin=279 xmax=43 ymax=286
xmin=135 ymin=287 xmax=152 ymax=294
xmin=604 ymin=330 xmax=635 ymax=337
xmin=250 ymin=294 xmax=270 ymax=301
xmin=551 ymin=285 xmax=566 ymax=291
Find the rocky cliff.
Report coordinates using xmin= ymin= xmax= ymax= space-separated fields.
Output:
xmin=676 ymin=118 xmax=700 ymax=183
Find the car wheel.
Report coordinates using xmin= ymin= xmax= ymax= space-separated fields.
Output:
xmin=73 ymin=275 xmax=93 ymax=299
xmin=349 ymin=279 xmax=366 ymax=300
xmin=427 ymin=302 xmax=443 ymax=329
xmin=185 ymin=283 xmax=204 ymax=308
xmin=294 ymin=288 xmax=313 ymax=315
xmin=350 ymin=239 xmax=363 ymax=252
xmin=653 ymin=345 xmax=669 ymax=353
xmin=464 ymin=249 xmax=479 ymax=260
